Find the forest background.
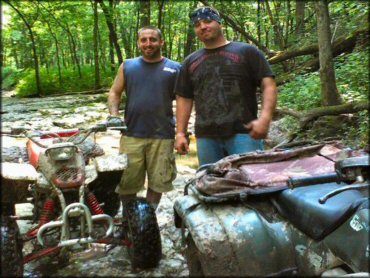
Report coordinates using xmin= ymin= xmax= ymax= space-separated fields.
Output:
xmin=1 ymin=0 xmax=369 ymax=149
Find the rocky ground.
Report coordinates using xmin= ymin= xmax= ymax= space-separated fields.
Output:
xmin=2 ymin=91 xmax=195 ymax=277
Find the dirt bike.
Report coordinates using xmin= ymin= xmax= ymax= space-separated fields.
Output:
xmin=174 ymin=142 xmax=369 ymax=277
xmin=1 ymin=122 xmax=161 ymax=277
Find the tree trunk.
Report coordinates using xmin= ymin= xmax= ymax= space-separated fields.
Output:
xmin=45 ymin=20 xmax=62 ymax=85
xmin=265 ymin=0 xmax=285 ymax=49
xmin=135 ymin=5 xmax=140 ymax=56
xmin=6 ymin=1 xmax=43 ymax=96
xmin=295 ymin=0 xmax=305 ymax=39
xmin=184 ymin=0 xmax=197 ymax=58
xmin=97 ymin=0 xmax=123 ymax=64
xmin=93 ymin=0 xmax=101 ymax=90
xmin=67 ymin=35 xmax=75 ymax=68
xmin=200 ymin=0 xmax=271 ymax=54
xmin=157 ymin=0 xmax=164 ymax=29
xmin=108 ymin=0 xmax=115 ymax=72
xmin=275 ymin=101 xmax=368 ymax=128
xmin=139 ymin=0 xmax=150 ymax=27
xmin=269 ymin=27 xmax=368 ymax=64
xmin=65 ymin=23 xmax=82 ymax=78
xmin=257 ymin=0 xmax=261 ymax=44
xmin=315 ymin=0 xmax=342 ymax=106
xmin=11 ymin=39 xmax=20 ymax=68
xmin=39 ymin=3 xmax=82 ymax=78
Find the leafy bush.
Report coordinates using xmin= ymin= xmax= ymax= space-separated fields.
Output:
xmin=278 ymin=73 xmax=322 ymax=111
xmin=278 ymin=48 xmax=369 ymax=111
xmin=15 ymin=64 xmax=116 ymax=97
xmin=2 ymin=66 xmax=24 ymax=90
xmin=335 ymin=49 xmax=369 ymax=102
xmin=342 ymin=110 xmax=369 ymax=149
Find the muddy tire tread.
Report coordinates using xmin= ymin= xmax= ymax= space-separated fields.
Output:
xmin=1 ymin=217 xmax=24 ymax=277
xmin=186 ymin=234 xmax=204 ymax=277
xmin=126 ymin=197 xmax=162 ymax=269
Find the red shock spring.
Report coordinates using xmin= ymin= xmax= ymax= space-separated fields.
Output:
xmin=27 ymin=198 xmax=55 ymax=238
xmin=39 ymin=199 xmax=55 ymax=225
xmin=86 ymin=192 xmax=105 ymax=215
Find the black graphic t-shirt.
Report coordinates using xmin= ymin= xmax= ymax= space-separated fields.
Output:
xmin=176 ymin=42 xmax=274 ymax=138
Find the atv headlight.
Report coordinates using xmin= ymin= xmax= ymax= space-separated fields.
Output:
xmin=46 ymin=145 xmax=78 ymax=161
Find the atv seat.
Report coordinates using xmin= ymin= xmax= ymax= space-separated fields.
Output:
xmin=271 ymin=183 xmax=366 ymax=240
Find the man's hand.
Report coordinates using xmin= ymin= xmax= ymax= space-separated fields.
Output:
xmin=175 ymin=133 xmax=189 ymax=155
xmin=107 ymin=116 xmax=124 ymax=127
xmin=244 ymin=117 xmax=270 ymax=139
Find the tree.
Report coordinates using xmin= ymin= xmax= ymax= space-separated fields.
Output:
xmin=315 ymin=0 xmax=342 ymax=106
xmin=139 ymin=0 xmax=150 ymax=27
xmin=295 ymin=0 xmax=305 ymax=39
xmin=39 ymin=2 xmax=82 ymax=78
xmin=5 ymin=0 xmax=43 ymax=96
xmin=98 ymin=0 xmax=123 ymax=65
xmin=93 ymin=0 xmax=100 ymax=90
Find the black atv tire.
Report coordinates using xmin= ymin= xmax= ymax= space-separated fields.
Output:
xmin=186 ymin=234 xmax=205 ymax=277
xmin=1 ymin=216 xmax=24 ymax=277
xmin=125 ymin=197 xmax=162 ymax=269
xmin=89 ymin=171 xmax=122 ymax=217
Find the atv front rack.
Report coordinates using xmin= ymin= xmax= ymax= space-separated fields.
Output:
xmin=37 ymin=202 xmax=113 ymax=247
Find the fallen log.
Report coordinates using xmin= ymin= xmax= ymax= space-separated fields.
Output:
xmin=275 ymin=101 xmax=369 ymax=128
xmin=269 ymin=27 xmax=368 ymax=65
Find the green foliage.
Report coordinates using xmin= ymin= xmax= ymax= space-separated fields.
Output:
xmin=1 ymin=66 xmax=24 ymax=90
xmin=278 ymin=48 xmax=369 ymax=148
xmin=16 ymin=65 xmax=116 ymax=97
xmin=343 ymin=110 xmax=369 ymax=149
xmin=278 ymin=48 xmax=369 ymax=111
xmin=278 ymin=73 xmax=322 ymax=111
xmin=335 ymin=49 xmax=369 ymax=102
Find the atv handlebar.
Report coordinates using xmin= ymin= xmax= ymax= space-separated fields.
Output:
xmin=3 ymin=122 xmax=127 ymax=148
xmin=287 ymin=173 xmax=340 ymax=189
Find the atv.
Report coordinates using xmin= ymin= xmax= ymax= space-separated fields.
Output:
xmin=174 ymin=141 xmax=369 ymax=276
xmin=1 ymin=122 xmax=161 ymax=276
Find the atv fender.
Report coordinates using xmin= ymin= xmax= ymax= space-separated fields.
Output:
xmin=1 ymin=162 xmax=38 ymax=182
xmin=174 ymin=194 xmax=296 ymax=276
xmin=85 ymin=164 xmax=98 ymax=185
xmin=1 ymin=162 xmax=37 ymax=205
xmin=93 ymin=154 xmax=128 ymax=173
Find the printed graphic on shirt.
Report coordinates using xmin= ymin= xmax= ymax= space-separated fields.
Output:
xmin=163 ymin=67 xmax=177 ymax=73
xmin=190 ymin=51 xmax=245 ymax=129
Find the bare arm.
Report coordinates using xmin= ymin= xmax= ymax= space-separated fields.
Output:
xmin=245 ymin=77 xmax=277 ymax=139
xmin=175 ymin=96 xmax=193 ymax=154
xmin=107 ymin=63 xmax=125 ymax=116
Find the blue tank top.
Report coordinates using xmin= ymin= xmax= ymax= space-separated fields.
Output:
xmin=123 ymin=57 xmax=181 ymax=139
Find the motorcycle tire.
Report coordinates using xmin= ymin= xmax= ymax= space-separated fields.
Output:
xmin=1 ymin=216 xmax=24 ymax=277
xmin=186 ymin=234 xmax=205 ymax=277
xmin=125 ymin=197 xmax=162 ymax=269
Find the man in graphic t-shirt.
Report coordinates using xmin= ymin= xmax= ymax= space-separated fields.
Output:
xmin=175 ymin=6 xmax=278 ymax=166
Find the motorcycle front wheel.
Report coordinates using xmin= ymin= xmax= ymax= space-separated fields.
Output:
xmin=1 ymin=216 xmax=24 ymax=277
xmin=125 ymin=197 xmax=162 ymax=269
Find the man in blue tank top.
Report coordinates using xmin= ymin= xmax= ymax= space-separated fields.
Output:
xmin=107 ymin=26 xmax=181 ymax=212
